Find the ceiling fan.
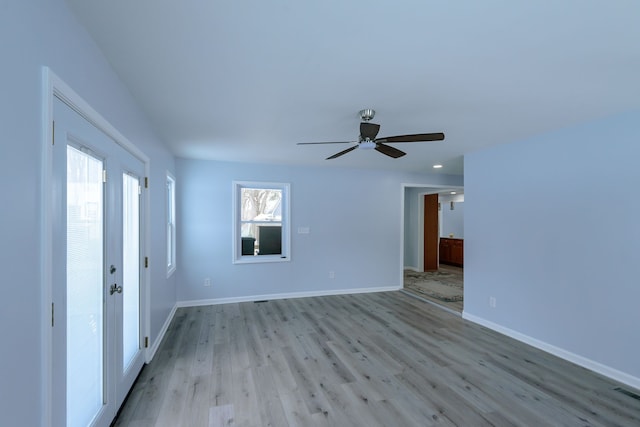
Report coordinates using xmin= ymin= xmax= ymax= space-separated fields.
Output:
xmin=297 ymin=109 xmax=444 ymax=159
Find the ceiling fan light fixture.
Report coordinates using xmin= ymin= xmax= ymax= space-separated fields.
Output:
xmin=359 ymin=140 xmax=376 ymax=150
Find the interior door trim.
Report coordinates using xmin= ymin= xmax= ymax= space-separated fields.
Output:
xmin=41 ymin=67 xmax=151 ymax=426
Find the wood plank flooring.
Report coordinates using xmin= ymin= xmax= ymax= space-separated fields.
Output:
xmin=114 ymin=291 xmax=640 ymax=426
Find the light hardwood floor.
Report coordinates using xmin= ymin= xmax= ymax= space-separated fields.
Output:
xmin=114 ymin=292 xmax=640 ymax=426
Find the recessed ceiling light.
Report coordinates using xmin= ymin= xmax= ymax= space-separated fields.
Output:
xmin=450 ymin=191 xmax=456 ymax=195
xmin=433 ymin=164 xmax=443 ymax=169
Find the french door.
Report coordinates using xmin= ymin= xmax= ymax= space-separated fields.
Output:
xmin=52 ymin=96 xmax=145 ymax=427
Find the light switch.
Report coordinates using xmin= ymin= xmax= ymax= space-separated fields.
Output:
xmin=297 ymin=226 xmax=310 ymax=234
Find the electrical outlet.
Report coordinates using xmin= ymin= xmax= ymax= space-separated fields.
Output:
xmin=204 ymin=278 xmax=211 ymax=287
xmin=329 ymin=271 xmax=335 ymax=279
xmin=489 ymin=296 xmax=496 ymax=308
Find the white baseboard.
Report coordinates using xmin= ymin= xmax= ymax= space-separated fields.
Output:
xmin=462 ymin=311 xmax=640 ymax=391
xmin=177 ymin=285 xmax=401 ymax=308
xmin=146 ymin=303 xmax=178 ymax=363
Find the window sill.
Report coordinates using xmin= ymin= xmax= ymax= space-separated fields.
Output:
xmin=233 ymin=255 xmax=290 ymax=264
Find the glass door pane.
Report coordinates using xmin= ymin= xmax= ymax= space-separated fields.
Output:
xmin=122 ymin=173 xmax=140 ymax=370
xmin=66 ymin=145 xmax=104 ymax=427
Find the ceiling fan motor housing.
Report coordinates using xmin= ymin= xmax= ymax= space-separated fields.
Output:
xmin=360 ymin=122 xmax=381 ymax=141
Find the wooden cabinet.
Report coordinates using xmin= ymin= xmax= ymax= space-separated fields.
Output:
xmin=439 ymin=238 xmax=451 ymax=264
xmin=439 ymin=238 xmax=463 ymax=267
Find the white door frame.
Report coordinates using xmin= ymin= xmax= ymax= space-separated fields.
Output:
xmin=41 ymin=67 xmax=151 ymax=426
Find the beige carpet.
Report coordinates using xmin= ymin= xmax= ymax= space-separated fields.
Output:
xmin=403 ymin=266 xmax=463 ymax=311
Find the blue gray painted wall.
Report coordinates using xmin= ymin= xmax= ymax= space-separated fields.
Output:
xmin=176 ymin=159 xmax=461 ymax=302
xmin=441 ymin=200 xmax=464 ymax=238
xmin=464 ymin=110 xmax=640 ymax=384
xmin=403 ymin=187 xmax=426 ymax=270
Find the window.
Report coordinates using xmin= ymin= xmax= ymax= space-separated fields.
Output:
xmin=166 ymin=173 xmax=176 ymax=275
xmin=233 ymin=181 xmax=290 ymax=263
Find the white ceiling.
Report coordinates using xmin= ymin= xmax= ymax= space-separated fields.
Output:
xmin=65 ymin=0 xmax=640 ymax=175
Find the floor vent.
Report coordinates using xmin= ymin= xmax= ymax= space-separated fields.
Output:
xmin=614 ymin=387 xmax=640 ymax=401
xmin=254 ymin=300 xmax=269 ymax=304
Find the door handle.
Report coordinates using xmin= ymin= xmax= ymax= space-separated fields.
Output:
xmin=110 ymin=283 xmax=123 ymax=295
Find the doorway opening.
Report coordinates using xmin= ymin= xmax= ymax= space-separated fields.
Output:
xmin=401 ymin=185 xmax=464 ymax=314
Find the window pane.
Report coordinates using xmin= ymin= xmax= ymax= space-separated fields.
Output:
xmin=167 ymin=223 xmax=173 ymax=267
xmin=166 ymin=175 xmax=176 ymax=272
xmin=122 ymin=173 xmax=140 ymax=370
xmin=256 ymin=224 xmax=282 ymax=255
xmin=241 ymin=188 xmax=282 ymax=221
xmin=234 ymin=182 xmax=289 ymax=263
xmin=167 ymin=179 xmax=172 ymax=268
xmin=66 ymin=145 xmax=104 ymax=427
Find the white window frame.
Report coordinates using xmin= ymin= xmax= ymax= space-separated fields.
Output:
xmin=232 ymin=181 xmax=291 ymax=264
xmin=166 ymin=173 xmax=176 ymax=276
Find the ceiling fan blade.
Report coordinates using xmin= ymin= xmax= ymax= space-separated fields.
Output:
xmin=326 ymin=145 xmax=358 ymax=160
xmin=375 ymin=143 xmax=406 ymax=158
xmin=360 ymin=122 xmax=380 ymax=140
xmin=377 ymin=132 xmax=445 ymax=143
xmin=297 ymin=141 xmax=352 ymax=145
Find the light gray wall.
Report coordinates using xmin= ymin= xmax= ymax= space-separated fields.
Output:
xmin=403 ymin=187 xmax=424 ymax=270
xmin=177 ymin=159 xmax=461 ymax=302
xmin=441 ymin=200 xmax=464 ymax=238
xmin=464 ymin=110 xmax=640 ymax=384
xmin=0 ymin=1 xmax=176 ymax=424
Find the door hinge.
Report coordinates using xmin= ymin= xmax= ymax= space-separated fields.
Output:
xmin=144 ymin=336 xmax=149 ymax=348
xmin=51 ymin=302 xmax=54 ymax=327
xmin=52 ymin=120 xmax=55 ymax=145
xmin=102 ymin=170 xmax=107 ymax=183
xmin=144 ymin=177 xmax=148 ymax=188
xmin=145 ymin=257 xmax=149 ymax=268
